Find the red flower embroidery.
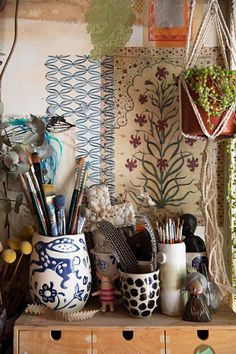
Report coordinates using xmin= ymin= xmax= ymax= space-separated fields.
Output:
xmin=156 ymin=158 xmax=168 ymax=171
xmin=156 ymin=119 xmax=168 ymax=131
xmin=156 ymin=67 xmax=169 ymax=80
xmin=125 ymin=158 xmax=137 ymax=172
xmin=135 ymin=113 xmax=147 ymax=127
xmin=187 ymin=157 xmax=199 ymax=172
xmin=139 ymin=94 xmax=148 ymax=104
xmin=130 ymin=134 xmax=141 ymax=148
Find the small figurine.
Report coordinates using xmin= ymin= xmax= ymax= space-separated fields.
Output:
xmin=183 ymin=272 xmax=211 ymax=322
xmin=92 ymin=272 xmax=120 ymax=312
xmin=180 ymin=214 xmax=208 ymax=275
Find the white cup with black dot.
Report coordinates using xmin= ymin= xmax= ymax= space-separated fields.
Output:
xmin=119 ymin=269 xmax=160 ymax=318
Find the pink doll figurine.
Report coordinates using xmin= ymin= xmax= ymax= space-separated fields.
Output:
xmin=92 ymin=272 xmax=120 ymax=312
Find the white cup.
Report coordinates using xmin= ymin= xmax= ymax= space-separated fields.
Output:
xmin=157 ymin=242 xmax=186 ymax=316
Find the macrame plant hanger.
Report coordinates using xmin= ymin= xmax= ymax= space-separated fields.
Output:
xmin=179 ymin=0 xmax=236 ymax=300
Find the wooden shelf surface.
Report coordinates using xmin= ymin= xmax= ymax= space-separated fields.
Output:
xmin=14 ymin=302 xmax=236 ymax=331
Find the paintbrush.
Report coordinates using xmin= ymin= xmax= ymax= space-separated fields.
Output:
xmin=25 ymin=149 xmax=50 ymax=232
xmin=76 ymin=205 xmax=87 ymax=234
xmin=31 ymin=152 xmax=44 ymax=187
xmin=55 ymin=194 xmax=66 ymax=236
xmin=24 ymin=171 xmax=48 ymax=236
xmin=18 ymin=173 xmax=35 ymax=215
xmin=42 ymin=184 xmax=58 ymax=236
xmin=67 ymin=157 xmax=85 ymax=234
xmin=70 ymin=162 xmax=89 ymax=235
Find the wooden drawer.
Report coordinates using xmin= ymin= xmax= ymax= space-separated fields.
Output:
xmin=166 ymin=329 xmax=236 ymax=354
xmin=16 ymin=329 xmax=91 ymax=354
xmin=93 ymin=328 xmax=164 ymax=354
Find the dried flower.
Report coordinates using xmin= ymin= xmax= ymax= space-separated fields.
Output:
xmin=19 ymin=241 xmax=32 ymax=255
xmin=8 ymin=237 xmax=20 ymax=251
xmin=18 ymin=225 xmax=34 ymax=241
xmin=2 ymin=249 xmax=17 ymax=264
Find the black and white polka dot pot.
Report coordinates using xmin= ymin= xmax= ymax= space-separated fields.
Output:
xmin=120 ymin=270 xmax=160 ymax=318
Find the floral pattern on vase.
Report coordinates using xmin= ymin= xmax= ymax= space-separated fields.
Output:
xmin=29 ymin=233 xmax=91 ymax=312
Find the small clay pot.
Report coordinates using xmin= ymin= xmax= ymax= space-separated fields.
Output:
xmin=181 ymin=84 xmax=236 ymax=137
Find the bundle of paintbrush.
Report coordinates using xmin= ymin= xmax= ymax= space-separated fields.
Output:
xmin=156 ymin=217 xmax=184 ymax=244
xmin=67 ymin=157 xmax=89 ymax=235
xmin=18 ymin=152 xmax=89 ymax=236
xmin=19 ymin=150 xmax=49 ymax=236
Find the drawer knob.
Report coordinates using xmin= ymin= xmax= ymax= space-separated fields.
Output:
xmin=122 ymin=330 xmax=134 ymax=341
xmin=51 ymin=330 xmax=62 ymax=341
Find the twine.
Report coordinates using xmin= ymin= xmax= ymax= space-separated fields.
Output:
xmin=198 ymin=141 xmax=235 ymax=299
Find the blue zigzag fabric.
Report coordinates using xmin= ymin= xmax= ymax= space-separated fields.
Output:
xmin=45 ymin=55 xmax=115 ymax=196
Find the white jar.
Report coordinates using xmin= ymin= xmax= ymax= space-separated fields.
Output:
xmin=157 ymin=242 xmax=186 ymax=316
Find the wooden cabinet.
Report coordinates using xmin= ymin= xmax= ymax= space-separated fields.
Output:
xmin=14 ymin=305 xmax=236 ymax=354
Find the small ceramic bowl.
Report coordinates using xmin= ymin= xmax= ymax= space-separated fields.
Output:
xmin=90 ymin=249 xmax=119 ymax=278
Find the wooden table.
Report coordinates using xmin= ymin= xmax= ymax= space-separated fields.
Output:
xmin=14 ymin=304 xmax=236 ymax=354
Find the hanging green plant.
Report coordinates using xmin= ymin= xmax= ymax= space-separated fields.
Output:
xmin=184 ymin=65 xmax=236 ymax=130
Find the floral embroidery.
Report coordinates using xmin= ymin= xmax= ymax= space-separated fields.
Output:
xmin=156 ymin=158 xmax=168 ymax=171
xmin=134 ymin=113 xmax=147 ymax=126
xmin=130 ymin=134 xmax=141 ymax=148
xmin=156 ymin=119 xmax=168 ymax=131
xmin=139 ymin=94 xmax=148 ymax=104
xmin=187 ymin=157 xmax=199 ymax=172
xmin=156 ymin=67 xmax=169 ymax=80
xmin=125 ymin=158 xmax=137 ymax=171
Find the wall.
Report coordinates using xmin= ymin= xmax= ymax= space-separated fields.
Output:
xmin=0 ymin=0 xmax=228 ymax=239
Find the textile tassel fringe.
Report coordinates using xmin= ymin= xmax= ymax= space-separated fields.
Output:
xmin=198 ymin=140 xmax=235 ymax=300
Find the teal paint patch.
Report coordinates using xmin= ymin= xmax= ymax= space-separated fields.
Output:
xmin=194 ymin=344 xmax=215 ymax=354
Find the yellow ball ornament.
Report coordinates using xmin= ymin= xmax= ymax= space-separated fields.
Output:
xmin=2 ymin=249 xmax=17 ymax=263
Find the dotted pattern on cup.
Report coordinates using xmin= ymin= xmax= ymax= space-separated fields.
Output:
xmin=120 ymin=271 xmax=160 ymax=318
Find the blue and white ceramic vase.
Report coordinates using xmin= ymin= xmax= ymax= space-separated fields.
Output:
xmin=29 ymin=233 xmax=92 ymax=312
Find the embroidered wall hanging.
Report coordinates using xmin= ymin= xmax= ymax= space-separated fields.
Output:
xmin=113 ymin=47 xmax=225 ymax=224
xmin=45 ymin=55 xmax=115 ymax=196
xmin=85 ymin=0 xmax=136 ymax=59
